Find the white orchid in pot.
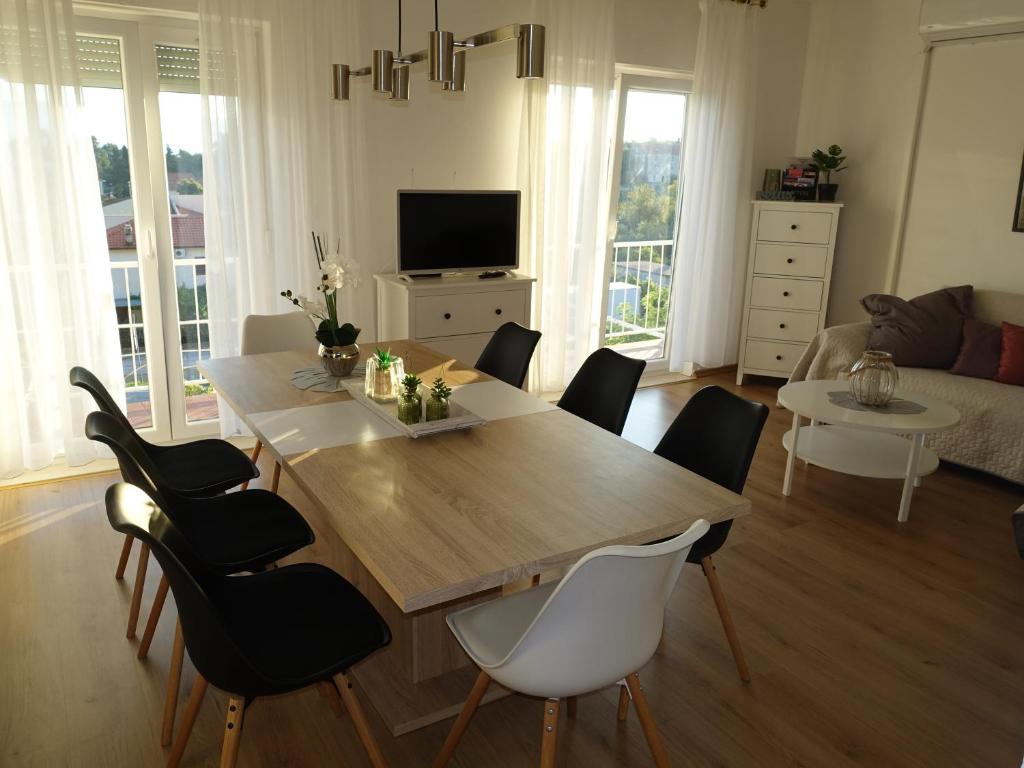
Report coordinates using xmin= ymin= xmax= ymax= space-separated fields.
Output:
xmin=281 ymin=233 xmax=362 ymax=377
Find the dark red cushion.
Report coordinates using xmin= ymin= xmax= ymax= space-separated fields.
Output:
xmin=861 ymin=285 xmax=973 ymax=369
xmin=951 ymin=318 xmax=1002 ymax=379
xmin=996 ymin=322 xmax=1024 ymax=386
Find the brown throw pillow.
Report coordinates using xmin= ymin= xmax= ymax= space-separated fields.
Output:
xmin=996 ymin=322 xmax=1024 ymax=386
xmin=860 ymin=285 xmax=973 ymax=368
xmin=951 ymin=318 xmax=1002 ymax=379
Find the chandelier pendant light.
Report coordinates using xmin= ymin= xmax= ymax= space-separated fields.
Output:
xmin=332 ymin=0 xmax=545 ymax=102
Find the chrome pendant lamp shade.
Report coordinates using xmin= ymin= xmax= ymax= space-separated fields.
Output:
xmin=331 ymin=0 xmax=545 ymax=103
xmin=428 ymin=30 xmax=455 ymax=83
xmin=516 ymin=23 xmax=545 ymax=79
xmin=442 ymin=52 xmax=466 ymax=93
xmin=390 ymin=66 xmax=410 ymax=101
xmin=372 ymin=49 xmax=394 ymax=92
xmin=332 ymin=64 xmax=350 ymax=100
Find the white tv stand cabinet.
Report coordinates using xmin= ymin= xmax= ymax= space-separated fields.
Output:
xmin=375 ymin=272 xmax=536 ymax=364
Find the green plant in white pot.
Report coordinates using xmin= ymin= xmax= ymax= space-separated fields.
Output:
xmin=810 ymin=144 xmax=848 ymax=202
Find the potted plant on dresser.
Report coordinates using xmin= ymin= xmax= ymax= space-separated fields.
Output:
xmin=811 ymin=144 xmax=848 ymax=202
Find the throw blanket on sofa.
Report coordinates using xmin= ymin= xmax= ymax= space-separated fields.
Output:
xmin=789 ymin=322 xmax=1024 ymax=485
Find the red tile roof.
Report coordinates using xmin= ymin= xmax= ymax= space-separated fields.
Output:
xmin=106 ymin=214 xmax=205 ymax=250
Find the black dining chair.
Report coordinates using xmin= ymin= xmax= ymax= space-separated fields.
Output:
xmin=474 ymin=322 xmax=542 ymax=389
xmin=104 ymin=482 xmax=391 ymax=768
xmin=557 ymin=348 xmax=646 ymax=436
xmin=70 ymin=366 xmax=258 ymax=627
xmin=87 ymin=410 xmax=315 ymax=745
xmin=641 ymin=385 xmax=768 ymax=691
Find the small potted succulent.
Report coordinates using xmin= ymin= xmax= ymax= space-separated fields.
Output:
xmin=425 ymin=376 xmax=453 ymax=422
xmin=810 ymin=144 xmax=848 ymax=202
xmin=365 ymin=347 xmax=405 ymax=403
xmin=397 ymin=374 xmax=423 ymax=425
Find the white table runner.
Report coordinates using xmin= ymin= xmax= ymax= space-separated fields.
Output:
xmin=250 ymin=380 xmax=557 ymax=457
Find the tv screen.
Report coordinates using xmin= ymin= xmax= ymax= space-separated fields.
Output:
xmin=397 ymin=190 xmax=520 ymax=275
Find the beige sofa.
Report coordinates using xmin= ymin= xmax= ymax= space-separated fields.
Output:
xmin=789 ymin=290 xmax=1024 ymax=485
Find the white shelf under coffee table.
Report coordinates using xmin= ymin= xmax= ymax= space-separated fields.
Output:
xmin=777 ymin=380 xmax=960 ymax=522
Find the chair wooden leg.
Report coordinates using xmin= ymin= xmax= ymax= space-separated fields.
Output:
xmin=624 ymin=674 xmax=668 ymax=768
xmin=241 ymin=441 xmax=262 ymax=491
xmin=126 ymin=543 xmax=150 ymax=639
xmin=219 ymin=696 xmax=246 ymax=768
xmin=166 ymin=674 xmax=208 ymax=768
xmin=334 ymin=672 xmax=388 ymax=768
xmin=115 ymin=534 xmax=134 ymax=579
xmin=161 ymin=620 xmax=185 ymax=747
xmin=616 ymin=684 xmax=630 ymax=721
xmin=566 ymin=696 xmax=577 ymax=719
xmin=432 ymin=670 xmax=491 ymax=768
xmin=138 ymin=574 xmax=169 ymax=660
xmin=540 ymin=698 xmax=559 ymax=768
xmin=270 ymin=461 xmax=281 ymax=494
xmin=701 ymin=556 xmax=751 ymax=683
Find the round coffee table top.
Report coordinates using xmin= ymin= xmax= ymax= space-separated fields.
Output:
xmin=777 ymin=379 xmax=961 ymax=435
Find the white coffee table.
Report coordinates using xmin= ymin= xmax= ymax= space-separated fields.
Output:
xmin=777 ymin=380 xmax=961 ymax=522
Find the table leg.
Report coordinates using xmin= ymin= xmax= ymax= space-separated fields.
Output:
xmin=898 ymin=434 xmax=924 ymax=523
xmin=804 ymin=419 xmax=819 ymax=465
xmin=783 ymin=412 xmax=801 ymax=497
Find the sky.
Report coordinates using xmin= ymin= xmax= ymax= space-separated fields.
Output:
xmin=622 ymin=89 xmax=686 ymax=144
xmin=82 ymin=86 xmax=203 ymax=154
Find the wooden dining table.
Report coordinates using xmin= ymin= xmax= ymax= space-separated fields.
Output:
xmin=199 ymin=340 xmax=749 ymax=736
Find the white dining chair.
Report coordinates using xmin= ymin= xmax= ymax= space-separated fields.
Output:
xmin=433 ymin=518 xmax=711 ymax=768
xmin=239 ymin=312 xmax=316 ymax=493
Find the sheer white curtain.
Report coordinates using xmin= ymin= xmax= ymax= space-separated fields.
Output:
xmin=518 ymin=0 xmax=616 ymax=393
xmin=0 ymin=0 xmax=124 ymax=478
xmin=199 ymin=0 xmax=364 ymax=435
xmin=668 ymin=0 xmax=760 ymax=373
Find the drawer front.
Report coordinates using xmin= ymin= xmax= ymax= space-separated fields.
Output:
xmin=750 ymin=276 xmax=823 ymax=312
xmin=756 ymin=210 xmax=833 ymax=244
xmin=753 ymin=243 xmax=828 ymax=278
xmin=747 ymin=308 xmax=820 ymax=343
xmin=743 ymin=339 xmax=806 ymax=374
xmin=422 ymin=333 xmax=493 ymax=365
xmin=415 ymin=290 xmax=526 ymax=339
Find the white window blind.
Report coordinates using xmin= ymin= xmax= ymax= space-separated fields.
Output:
xmin=155 ymin=44 xmax=199 ymax=94
xmin=76 ymin=35 xmax=122 ymax=88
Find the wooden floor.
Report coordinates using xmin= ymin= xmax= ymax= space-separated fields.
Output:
xmin=2 ymin=374 xmax=1022 ymax=767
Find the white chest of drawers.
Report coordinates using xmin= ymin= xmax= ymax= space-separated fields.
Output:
xmin=736 ymin=201 xmax=842 ymax=385
xmin=375 ymin=272 xmax=535 ymax=365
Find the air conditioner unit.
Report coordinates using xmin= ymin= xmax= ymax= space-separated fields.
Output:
xmin=920 ymin=0 xmax=1024 ymax=43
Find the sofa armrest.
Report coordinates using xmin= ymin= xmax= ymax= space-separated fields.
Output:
xmin=788 ymin=321 xmax=871 ymax=383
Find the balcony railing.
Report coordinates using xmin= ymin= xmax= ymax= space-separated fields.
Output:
xmin=605 ymin=239 xmax=673 ymax=356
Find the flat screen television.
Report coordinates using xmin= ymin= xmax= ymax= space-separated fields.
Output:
xmin=397 ymin=190 xmax=520 ymax=276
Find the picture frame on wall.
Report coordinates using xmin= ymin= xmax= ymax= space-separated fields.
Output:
xmin=1014 ymin=151 xmax=1024 ymax=233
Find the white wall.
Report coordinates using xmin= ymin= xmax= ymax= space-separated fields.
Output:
xmin=794 ymin=0 xmax=926 ymax=325
xmin=896 ymin=35 xmax=1024 ymax=299
xmin=351 ymin=0 xmax=811 ymax=339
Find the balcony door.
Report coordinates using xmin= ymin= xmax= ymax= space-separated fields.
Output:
xmin=600 ymin=73 xmax=690 ymax=368
xmin=76 ymin=15 xmax=218 ymax=441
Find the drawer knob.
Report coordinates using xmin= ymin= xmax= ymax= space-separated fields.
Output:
xmin=779 ymin=323 xmax=786 ymax=329
xmin=444 ymin=312 xmax=452 ymax=320
xmin=786 ymin=258 xmax=794 ymax=264
xmin=783 ymin=291 xmax=790 ymax=297
xmin=495 ymin=308 xmax=502 ymax=315
xmin=776 ymin=355 xmax=783 ymax=361
xmin=790 ymin=224 xmax=798 ymax=230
